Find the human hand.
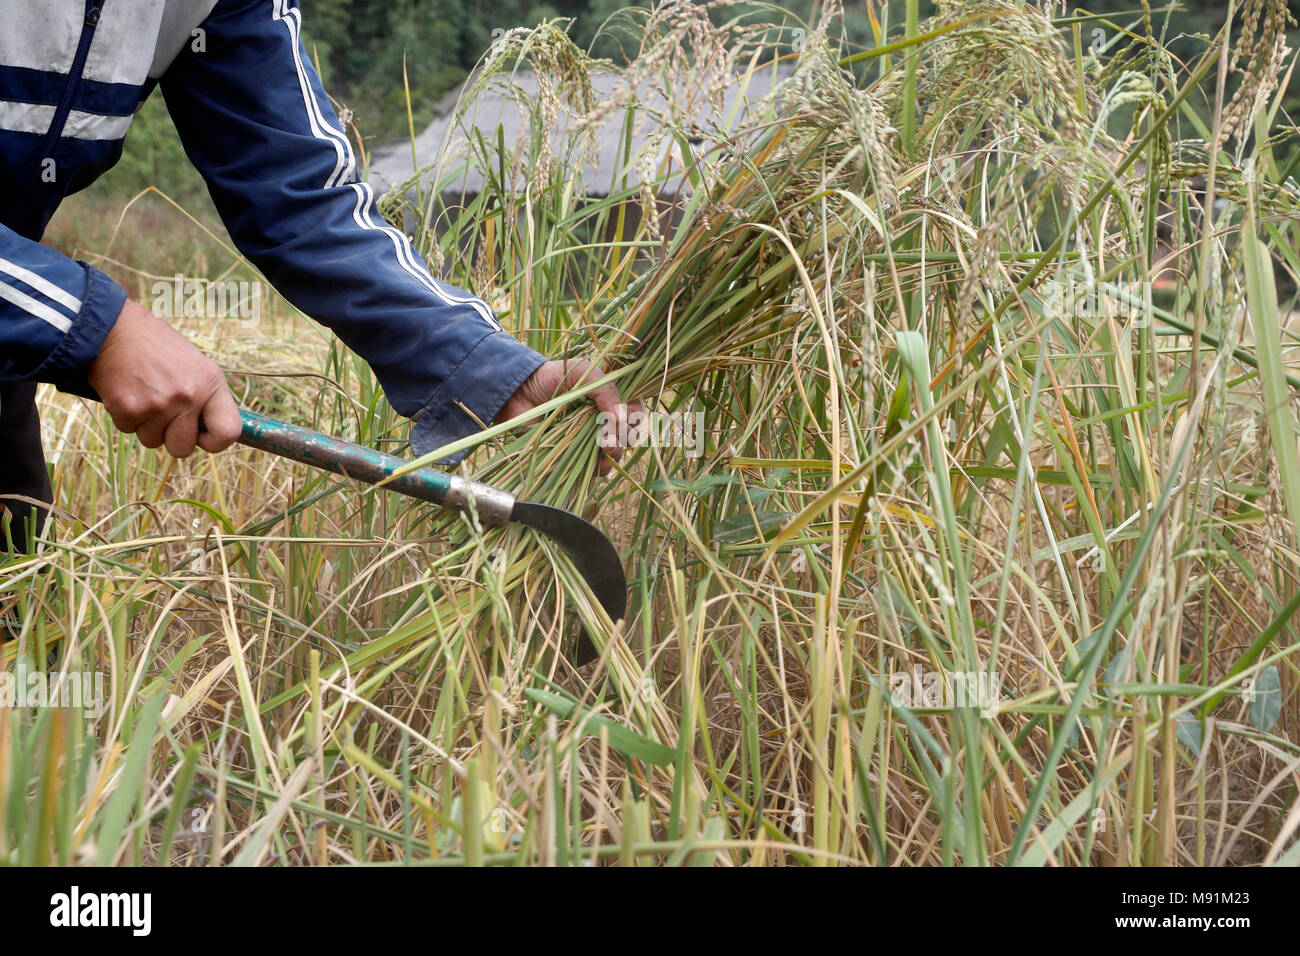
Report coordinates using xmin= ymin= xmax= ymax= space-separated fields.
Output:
xmin=496 ymin=359 xmax=642 ymax=476
xmin=87 ymin=299 xmax=241 ymax=458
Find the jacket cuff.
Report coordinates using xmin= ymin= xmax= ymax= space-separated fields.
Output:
xmin=34 ymin=265 xmax=127 ymax=400
xmin=408 ymin=331 xmax=546 ymax=465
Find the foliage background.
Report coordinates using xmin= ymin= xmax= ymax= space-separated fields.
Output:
xmin=84 ymin=2 xmax=1300 ymax=209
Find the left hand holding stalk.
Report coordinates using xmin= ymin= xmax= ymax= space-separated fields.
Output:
xmin=496 ymin=359 xmax=642 ymax=476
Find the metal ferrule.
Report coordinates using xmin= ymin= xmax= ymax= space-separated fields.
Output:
xmin=444 ymin=476 xmax=516 ymax=528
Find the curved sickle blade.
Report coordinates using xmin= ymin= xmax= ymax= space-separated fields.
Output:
xmin=511 ymin=501 xmax=627 ymax=663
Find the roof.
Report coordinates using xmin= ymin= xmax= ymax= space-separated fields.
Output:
xmin=367 ymin=63 xmax=797 ymax=200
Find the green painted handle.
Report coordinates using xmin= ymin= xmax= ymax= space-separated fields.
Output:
xmin=237 ymin=410 xmax=517 ymax=526
xmin=238 ymin=409 xmax=455 ymax=506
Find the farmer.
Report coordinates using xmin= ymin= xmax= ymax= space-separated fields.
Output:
xmin=0 ymin=0 xmax=630 ymax=550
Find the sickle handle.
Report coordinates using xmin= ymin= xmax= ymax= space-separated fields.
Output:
xmin=237 ymin=408 xmax=515 ymax=526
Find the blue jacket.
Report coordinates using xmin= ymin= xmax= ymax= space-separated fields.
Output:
xmin=0 ymin=0 xmax=545 ymax=459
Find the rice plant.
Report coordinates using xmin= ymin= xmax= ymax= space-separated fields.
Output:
xmin=4 ymin=0 xmax=1300 ymax=866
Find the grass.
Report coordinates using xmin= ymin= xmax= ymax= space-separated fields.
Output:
xmin=5 ymin=0 xmax=1300 ymax=866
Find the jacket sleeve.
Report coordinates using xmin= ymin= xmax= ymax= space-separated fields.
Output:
xmin=158 ymin=0 xmax=545 ymax=460
xmin=0 ymin=221 xmax=127 ymax=393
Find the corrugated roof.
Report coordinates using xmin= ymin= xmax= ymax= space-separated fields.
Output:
xmin=367 ymin=63 xmax=797 ymax=200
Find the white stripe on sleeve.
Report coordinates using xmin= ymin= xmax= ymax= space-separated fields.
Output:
xmin=0 ymin=257 xmax=83 ymax=314
xmin=0 ymin=280 xmax=74 ymax=333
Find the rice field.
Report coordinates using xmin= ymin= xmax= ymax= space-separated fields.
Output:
xmin=4 ymin=0 xmax=1300 ymax=867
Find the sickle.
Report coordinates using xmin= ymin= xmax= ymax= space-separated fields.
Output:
xmin=236 ymin=409 xmax=624 ymax=663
